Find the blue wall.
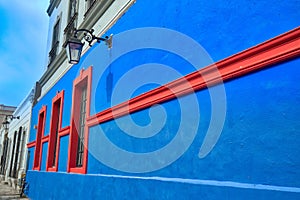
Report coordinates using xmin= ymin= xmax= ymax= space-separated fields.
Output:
xmin=87 ymin=58 xmax=300 ymax=184
xmin=27 ymin=0 xmax=300 ymax=199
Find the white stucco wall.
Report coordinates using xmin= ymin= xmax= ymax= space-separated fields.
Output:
xmin=4 ymin=89 xmax=34 ymax=186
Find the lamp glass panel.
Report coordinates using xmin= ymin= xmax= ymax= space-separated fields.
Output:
xmin=66 ymin=40 xmax=83 ymax=64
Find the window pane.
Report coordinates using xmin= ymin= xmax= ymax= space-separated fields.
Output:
xmin=76 ymin=86 xmax=87 ymax=167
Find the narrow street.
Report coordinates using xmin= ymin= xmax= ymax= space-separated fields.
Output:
xmin=0 ymin=183 xmax=28 ymax=200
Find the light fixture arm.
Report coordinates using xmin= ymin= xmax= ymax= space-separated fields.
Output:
xmin=5 ymin=115 xmax=20 ymax=121
xmin=66 ymin=28 xmax=112 ymax=64
xmin=74 ymin=29 xmax=108 ymax=47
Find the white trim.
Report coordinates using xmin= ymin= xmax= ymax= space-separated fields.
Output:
xmin=28 ymin=171 xmax=300 ymax=193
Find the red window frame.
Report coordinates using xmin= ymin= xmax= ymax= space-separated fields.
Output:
xmin=46 ymin=90 xmax=64 ymax=172
xmin=68 ymin=67 xmax=92 ymax=174
xmin=33 ymin=106 xmax=47 ymax=170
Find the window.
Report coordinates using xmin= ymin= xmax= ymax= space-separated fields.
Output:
xmin=0 ymin=136 xmax=9 ymax=175
xmin=69 ymin=0 xmax=77 ymax=19
xmin=86 ymin=0 xmax=96 ymax=10
xmin=11 ymin=127 xmax=23 ymax=178
xmin=19 ymin=129 xmax=27 ymax=173
xmin=63 ymin=0 xmax=78 ymax=47
xmin=47 ymin=91 xmax=64 ymax=171
xmin=85 ymin=0 xmax=96 ymax=16
xmin=49 ymin=19 xmax=60 ymax=64
xmin=68 ymin=67 xmax=92 ymax=174
xmin=9 ymin=131 xmax=17 ymax=177
xmin=33 ymin=106 xmax=46 ymax=170
xmin=76 ymin=86 xmax=87 ymax=167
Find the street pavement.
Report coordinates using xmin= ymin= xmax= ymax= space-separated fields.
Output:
xmin=0 ymin=182 xmax=28 ymax=200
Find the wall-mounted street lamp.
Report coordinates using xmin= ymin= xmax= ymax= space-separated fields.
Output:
xmin=2 ymin=120 xmax=10 ymax=131
xmin=1 ymin=115 xmax=20 ymax=131
xmin=65 ymin=29 xmax=112 ymax=64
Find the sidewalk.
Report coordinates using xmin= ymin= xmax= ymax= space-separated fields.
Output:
xmin=0 ymin=182 xmax=28 ymax=200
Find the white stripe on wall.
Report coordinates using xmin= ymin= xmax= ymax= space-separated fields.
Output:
xmin=29 ymin=170 xmax=300 ymax=193
xmin=90 ymin=174 xmax=300 ymax=193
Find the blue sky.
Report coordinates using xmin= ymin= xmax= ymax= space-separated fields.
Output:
xmin=0 ymin=0 xmax=48 ymax=106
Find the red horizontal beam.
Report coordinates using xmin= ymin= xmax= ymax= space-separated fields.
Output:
xmin=42 ymin=135 xmax=49 ymax=143
xmin=59 ymin=126 xmax=70 ymax=137
xmin=27 ymin=141 xmax=36 ymax=148
xmin=86 ymin=26 xmax=300 ymax=127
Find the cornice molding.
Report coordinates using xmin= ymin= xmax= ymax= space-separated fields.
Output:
xmin=87 ymin=26 xmax=300 ymax=127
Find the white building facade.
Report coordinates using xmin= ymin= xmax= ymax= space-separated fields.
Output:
xmin=0 ymin=104 xmax=16 ymax=179
xmin=0 ymin=89 xmax=34 ymax=190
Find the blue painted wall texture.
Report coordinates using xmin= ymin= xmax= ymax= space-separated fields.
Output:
xmin=27 ymin=0 xmax=300 ymax=199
